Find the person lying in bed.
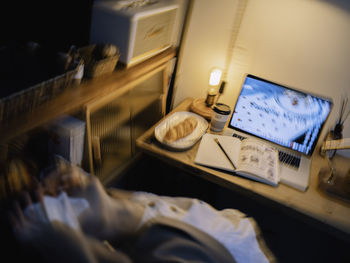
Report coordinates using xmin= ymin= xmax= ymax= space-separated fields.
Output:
xmin=9 ymin=157 xmax=275 ymax=263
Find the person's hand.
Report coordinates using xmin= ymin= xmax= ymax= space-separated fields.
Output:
xmin=39 ymin=157 xmax=145 ymax=241
xmin=41 ymin=157 xmax=89 ymax=196
xmin=71 ymin=176 xmax=144 ymax=241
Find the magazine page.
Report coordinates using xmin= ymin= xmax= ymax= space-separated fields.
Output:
xmin=237 ymin=139 xmax=279 ymax=185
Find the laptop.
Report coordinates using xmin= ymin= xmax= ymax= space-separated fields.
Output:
xmin=223 ymin=74 xmax=333 ymax=191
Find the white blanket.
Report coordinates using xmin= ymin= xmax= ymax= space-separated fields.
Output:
xmin=131 ymin=192 xmax=272 ymax=263
xmin=24 ymin=190 xmax=272 ymax=263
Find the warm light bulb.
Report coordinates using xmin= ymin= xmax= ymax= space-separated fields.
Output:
xmin=209 ymin=69 xmax=222 ymax=86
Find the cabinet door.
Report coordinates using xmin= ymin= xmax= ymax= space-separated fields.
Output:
xmin=87 ymin=91 xmax=132 ymax=182
xmin=84 ymin=65 xmax=168 ymax=183
xmin=130 ymin=70 xmax=165 ymax=155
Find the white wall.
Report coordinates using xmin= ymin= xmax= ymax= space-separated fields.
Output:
xmin=171 ymin=0 xmax=189 ymax=46
xmin=173 ymin=0 xmax=350 ymax=157
xmin=173 ymin=0 xmax=240 ymax=104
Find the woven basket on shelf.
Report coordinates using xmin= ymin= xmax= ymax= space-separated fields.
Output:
xmin=78 ymin=45 xmax=120 ymax=78
xmin=0 ymin=60 xmax=82 ymax=125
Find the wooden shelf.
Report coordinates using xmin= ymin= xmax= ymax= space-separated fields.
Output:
xmin=0 ymin=47 xmax=176 ymax=143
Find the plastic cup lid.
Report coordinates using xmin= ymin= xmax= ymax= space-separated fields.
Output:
xmin=213 ymin=103 xmax=231 ymax=115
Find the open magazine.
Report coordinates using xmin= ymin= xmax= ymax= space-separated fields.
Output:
xmin=194 ymin=133 xmax=280 ymax=186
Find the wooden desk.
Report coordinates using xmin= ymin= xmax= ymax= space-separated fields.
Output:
xmin=137 ymin=98 xmax=350 ymax=237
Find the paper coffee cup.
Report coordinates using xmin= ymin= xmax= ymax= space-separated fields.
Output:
xmin=210 ymin=103 xmax=231 ymax=132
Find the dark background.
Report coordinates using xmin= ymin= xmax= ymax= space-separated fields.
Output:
xmin=0 ymin=1 xmax=93 ymax=51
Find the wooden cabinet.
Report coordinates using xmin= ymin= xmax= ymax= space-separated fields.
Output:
xmin=0 ymin=48 xmax=176 ymax=184
xmin=85 ymin=67 xmax=168 ymax=183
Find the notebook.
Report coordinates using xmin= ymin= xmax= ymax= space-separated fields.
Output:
xmin=194 ymin=133 xmax=280 ymax=186
xmin=219 ymin=74 xmax=332 ymax=191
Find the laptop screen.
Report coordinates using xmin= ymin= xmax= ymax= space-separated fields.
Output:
xmin=228 ymin=74 xmax=333 ymax=156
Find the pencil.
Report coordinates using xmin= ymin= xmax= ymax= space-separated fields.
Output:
xmin=214 ymin=138 xmax=236 ymax=169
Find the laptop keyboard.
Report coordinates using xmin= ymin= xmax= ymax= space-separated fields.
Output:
xmin=278 ymin=151 xmax=301 ymax=168
xmin=232 ymin=133 xmax=301 ymax=169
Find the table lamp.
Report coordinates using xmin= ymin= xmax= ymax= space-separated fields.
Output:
xmin=205 ymin=68 xmax=222 ymax=106
xmin=190 ymin=68 xmax=223 ymax=120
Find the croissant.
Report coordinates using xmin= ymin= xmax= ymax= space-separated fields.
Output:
xmin=164 ymin=117 xmax=198 ymax=143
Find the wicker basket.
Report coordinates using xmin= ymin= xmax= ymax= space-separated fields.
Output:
xmin=78 ymin=45 xmax=120 ymax=78
xmin=0 ymin=42 xmax=83 ymax=125
xmin=0 ymin=60 xmax=82 ymax=124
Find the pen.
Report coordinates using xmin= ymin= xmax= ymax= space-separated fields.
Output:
xmin=214 ymin=138 xmax=236 ymax=169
